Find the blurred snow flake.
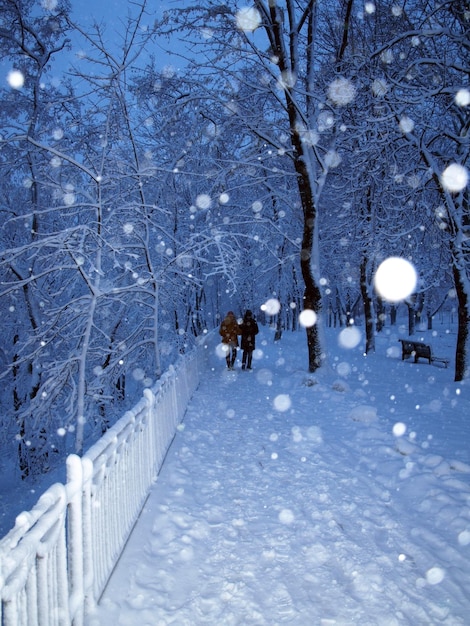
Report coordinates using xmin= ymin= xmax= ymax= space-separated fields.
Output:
xmin=176 ymin=254 xmax=193 ymax=269
xmin=277 ymin=70 xmax=297 ymax=90
xmin=123 ymin=222 xmax=134 ymax=235
xmin=327 ymin=77 xmax=356 ymax=106
xmin=441 ymin=163 xmax=468 ymax=193
xmin=406 ymin=174 xmax=420 ymax=189
xmin=196 ymin=194 xmax=212 ymax=209
xmin=279 ymin=509 xmax=295 ymax=525
xmin=261 ymin=298 xmax=281 ymax=315
xmin=393 ymin=422 xmax=407 ymax=437
xmin=380 ymin=49 xmax=394 ymax=64
xmin=273 ymin=394 xmax=291 ymax=412
xmin=219 ymin=192 xmax=230 ymax=204
xmin=338 ymin=326 xmax=361 ymax=349
xmin=63 ymin=192 xmax=76 ymax=206
xmin=41 ymin=0 xmax=58 ymax=9
xmin=324 ymin=150 xmax=342 ymax=168
xmin=374 ymin=257 xmax=417 ymax=302
xmin=291 ymin=426 xmax=302 ymax=442
xmin=364 ymin=2 xmax=376 ymax=14
xmin=216 ymin=343 xmax=229 ymax=359
xmin=455 ymin=89 xmax=470 ymax=107
xmin=252 ymin=200 xmax=263 ymax=214
xmin=236 ymin=7 xmax=261 ymax=32
xmin=307 ymin=425 xmax=323 ymax=444
xmin=201 ymin=27 xmax=213 ymax=40
xmin=132 ymin=368 xmax=145 ymax=381
xmin=256 ymin=367 xmax=273 ymax=386
xmin=337 ymin=361 xmax=351 ymax=377
xmin=300 ymin=128 xmax=319 ymax=146
xmin=399 ymin=115 xmax=415 ymax=133
xmin=391 ymin=4 xmax=403 ymax=16
xmin=426 ymin=567 xmax=445 ymax=585
xmin=317 ymin=110 xmax=335 ymax=131
xmin=371 ymin=78 xmax=388 ymax=96
xmin=7 ymin=70 xmax=24 ymax=89
xmin=458 ymin=530 xmax=470 ymax=546
xmin=299 ymin=309 xmax=317 ymax=328
xmin=162 ymin=65 xmax=176 ymax=79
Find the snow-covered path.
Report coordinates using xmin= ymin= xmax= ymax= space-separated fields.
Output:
xmin=90 ymin=327 xmax=470 ymax=625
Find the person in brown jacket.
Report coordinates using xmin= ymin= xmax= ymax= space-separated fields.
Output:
xmin=219 ymin=310 xmax=241 ymax=369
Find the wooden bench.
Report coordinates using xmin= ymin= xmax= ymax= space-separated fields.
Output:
xmin=398 ymin=339 xmax=449 ymax=368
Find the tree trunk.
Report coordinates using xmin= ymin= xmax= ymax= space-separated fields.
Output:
xmin=297 ymin=164 xmax=323 ymax=371
xmin=360 ymin=256 xmax=375 ymax=353
xmin=453 ymin=264 xmax=469 ymax=382
xmin=256 ymin=0 xmax=324 ymax=372
xmin=376 ymin=297 xmax=385 ymax=333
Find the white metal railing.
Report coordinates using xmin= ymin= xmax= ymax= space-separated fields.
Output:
xmin=0 ymin=342 xmax=204 ymax=626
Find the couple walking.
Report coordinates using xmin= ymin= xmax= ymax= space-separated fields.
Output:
xmin=219 ymin=310 xmax=259 ymax=370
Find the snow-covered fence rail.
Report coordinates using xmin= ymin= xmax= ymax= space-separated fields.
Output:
xmin=0 ymin=343 xmax=204 ymax=626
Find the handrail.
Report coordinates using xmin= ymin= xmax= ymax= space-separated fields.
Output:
xmin=0 ymin=341 xmax=204 ymax=626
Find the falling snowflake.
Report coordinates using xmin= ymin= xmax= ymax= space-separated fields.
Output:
xmin=380 ymin=49 xmax=394 ymax=64
xmin=324 ymin=150 xmax=342 ymax=168
xmin=327 ymin=77 xmax=356 ymax=106
xmin=299 ymin=309 xmax=317 ymax=328
xmin=273 ymin=394 xmax=291 ymax=412
xmin=399 ymin=116 xmax=415 ymax=133
xmin=455 ymin=89 xmax=470 ymax=107
xmin=374 ymin=257 xmax=417 ymax=302
xmin=196 ymin=194 xmax=212 ymax=209
xmin=261 ymin=298 xmax=281 ymax=315
xmin=371 ymin=78 xmax=389 ymax=96
xmin=441 ymin=163 xmax=468 ymax=192
xmin=277 ymin=70 xmax=297 ymax=90
xmin=236 ymin=7 xmax=261 ymax=32
xmin=338 ymin=326 xmax=361 ymax=349
xmin=317 ymin=111 xmax=335 ymax=131
xmin=7 ymin=70 xmax=24 ymax=89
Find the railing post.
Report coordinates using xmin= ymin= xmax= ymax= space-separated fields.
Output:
xmin=80 ymin=456 xmax=95 ymax=619
xmin=66 ymin=454 xmax=84 ymax=626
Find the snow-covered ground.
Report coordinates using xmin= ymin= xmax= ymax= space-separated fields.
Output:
xmin=90 ymin=317 xmax=470 ymax=625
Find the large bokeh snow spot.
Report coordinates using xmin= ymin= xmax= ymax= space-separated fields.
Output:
xmin=236 ymin=7 xmax=261 ymax=32
xmin=374 ymin=257 xmax=417 ymax=303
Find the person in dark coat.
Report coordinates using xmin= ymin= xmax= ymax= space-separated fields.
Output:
xmin=239 ymin=309 xmax=259 ymax=370
xmin=219 ymin=311 xmax=241 ymax=369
